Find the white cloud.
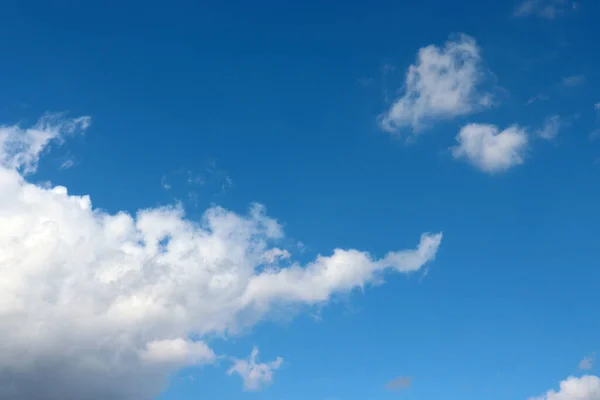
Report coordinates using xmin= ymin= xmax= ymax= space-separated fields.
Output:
xmin=514 ymin=0 xmax=576 ymax=19
xmin=452 ymin=123 xmax=528 ymax=173
xmin=594 ymin=103 xmax=600 ymax=111
xmin=530 ymin=375 xmax=600 ymax=400
xmin=0 ymin=115 xmax=442 ymax=400
xmin=580 ymin=353 xmax=596 ymax=370
xmin=379 ymin=34 xmax=493 ymax=134
xmin=228 ymin=347 xmax=283 ymax=391
xmin=537 ymin=115 xmax=562 ymax=140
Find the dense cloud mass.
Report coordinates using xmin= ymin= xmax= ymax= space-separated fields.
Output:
xmin=0 ymin=115 xmax=442 ymax=399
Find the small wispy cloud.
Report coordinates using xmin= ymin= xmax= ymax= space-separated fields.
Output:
xmin=562 ymin=74 xmax=585 ymax=87
xmin=59 ymin=158 xmax=75 ymax=170
xmin=513 ymin=0 xmax=577 ymax=20
xmin=228 ymin=347 xmax=283 ymax=391
xmin=160 ymin=175 xmax=171 ymax=190
xmin=527 ymin=93 xmax=550 ymax=104
xmin=381 ymin=63 xmax=398 ymax=104
xmin=186 ymin=170 xmax=204 ymax=186
xmin=579 ymin=352 xmax=596 ymax=370
xmin=160 ymin=160 xmax=232 ymax=206
xmin=206 ymin=158 xmax=233 ymax=194
xmin=386 ymin=376 xmax=412 ymax=391
xmin=222 ymin=175 xmax=233 ymax=193
xmin=537 ymin=115 xmax=562 ymax=140
xmin=0 ymin=113 xmax=90 ymax=174
xmin=187 ymin=191 xmax=199 ymax=208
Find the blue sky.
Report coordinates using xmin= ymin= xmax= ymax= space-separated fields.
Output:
xmin=0 ymin=1 xmax=599 ymax=399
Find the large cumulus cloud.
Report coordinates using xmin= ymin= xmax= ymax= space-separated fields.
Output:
xmin=0 ymin=114 xmax=442 ymax=399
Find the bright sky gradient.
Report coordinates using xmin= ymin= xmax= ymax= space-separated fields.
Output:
xmin=0 ymin=1 xmax=599 ymax=400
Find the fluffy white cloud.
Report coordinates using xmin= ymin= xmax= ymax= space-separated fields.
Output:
xmin=537 ymin=115 xmax=562 ymax=140
xmin=0 ymin=115 xmax=442 ymax=400
xmin=379 ymin=34 xmax=493 ymax=134
xmin=514 ymin=0 xmax=576 ymax=19
xmin=451 ymin=123 xmax=528 ymax=173
xmin=228 ymin=346 xmax=283 ymax=391
xmin=530 ymin=375 xmax=600 ymax=400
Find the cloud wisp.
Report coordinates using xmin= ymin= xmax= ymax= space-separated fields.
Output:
xmin=537 ymin=115 xmax=562 ymax=140
xmin=385 ymin=376 xmax=412 ymax=391
xmin=228 ymin=347 xmax=284 ymax=391
xmin=580 ymin=353 xmax=596 ymax=370
xmin=513 ymin=0 xmax=576 ymax=20
xmin=562 ymin=74 xmax=585 ymax=87
xmin=0 ymin=113 xmax=90 ymax=174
